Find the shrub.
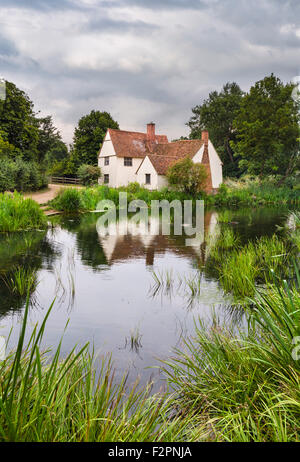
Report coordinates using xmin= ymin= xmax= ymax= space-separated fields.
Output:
xmin=52 ymin=188 xmax=83 ymax=213
xmin=0 ymin=158 xmax=48 ymax=193
xmin=166 ymin=158 xmax=208 ymax=195
xmin=77 ymin=164 xmax=101 ymax=186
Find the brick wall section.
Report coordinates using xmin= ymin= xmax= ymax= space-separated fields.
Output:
xmin=201 ymin=142 xmax=213 ymax=193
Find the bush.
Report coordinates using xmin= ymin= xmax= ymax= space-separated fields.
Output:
xmin=0 ymin=158 xmax=48 ymax=193
xmin=166 ymin=158 xmax=208 ymax=195
xmin=52 ymin=188 xmax=83 ymax=213
xmin=77 ymin=164 xmax=101 ymax=186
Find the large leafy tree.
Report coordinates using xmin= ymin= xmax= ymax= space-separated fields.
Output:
xmin=233 ymin=74 xmax=299 ymax=180
xmin=0 ymin=80 xmax=39 ymax=160
xmin=187 ymin=82 xmax=244 ymax=177
xmin=35 ymin=115 xmax=66 ymax=163
xmin=0 ymin=80 xmax=67 ymax=164
xmin=73 ymin=110 xmax=119 ymax=165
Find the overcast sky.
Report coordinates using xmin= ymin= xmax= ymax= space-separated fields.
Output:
xmin=0 ymin=0 xmax=299 ymax=143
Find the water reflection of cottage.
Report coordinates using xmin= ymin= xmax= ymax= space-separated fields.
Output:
xmin=97 ymin=211 xmax=219 ymax=266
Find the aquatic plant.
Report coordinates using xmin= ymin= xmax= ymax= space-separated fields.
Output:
xmin=2 ymin=267 xmax=38 ymax=297
xmin=0 ymin=295 xmax=201 ymax=442
xmin=162 ymin=269 xmax=300 ymax=441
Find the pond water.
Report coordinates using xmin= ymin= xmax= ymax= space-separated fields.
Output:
xmin=0 ymin=206 xmax=292 ymax=389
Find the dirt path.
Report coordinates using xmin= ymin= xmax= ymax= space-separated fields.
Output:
xmin=23 ymin=184 xmax=83 ymax=205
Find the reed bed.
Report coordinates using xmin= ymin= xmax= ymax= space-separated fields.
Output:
xmin=162 ymin=268 xmax=300 ymax=442
xmin=0 ymin=192 xmax=46 ymax=232
xmin=50 ymin=178 xmax=300 ymax=214
xmin=209 ymin=232 xmax=296 ymax=299
xmin=0 ymin=295 xmax=202 ymax=442
xmin=0 ymin=263 xmax=299 ymax=441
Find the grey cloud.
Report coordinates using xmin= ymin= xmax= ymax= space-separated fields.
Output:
xmin=0 ymin=0 xmax=75 ymax=11
xmin=0 ymin=33 xmax=18 ymax=57
xmin=0 ymin=0 xmax=299 ymax=143
xmin=83 ymin=16 xmax=159 ymax=34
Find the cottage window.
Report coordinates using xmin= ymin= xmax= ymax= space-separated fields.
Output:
xmin=145 ymin=174 xmax=151 ymax=185
xmin=124 ymin=157 xmax=133 ymax=166
xmin=104 ymin=174 xmax=109 ymax=184
xmin=104 ymin=157 xmax=109 ymax=166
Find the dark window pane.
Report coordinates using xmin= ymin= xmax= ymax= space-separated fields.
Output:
xmin=124 ymin=157 xmax=132 ymax=166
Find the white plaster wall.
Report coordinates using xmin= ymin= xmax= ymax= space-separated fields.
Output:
xmin=116 ymin=157 xmax=143 ymax=187
xmin=99 ymin=155 xmax=118 ymax=186
xmin=98 ymin=131 xmax=118 ymax=186
xmin=192 ymin=145 xmax=204 ymax=163
xmin=157 ymin=175 xmax=168 ymax=189
xmin=136 ymin=156 xmax=159 ymax=190
xmin=192 ymin=142 xmax=223 ymax=189
xmin=208 ymin=140 xmax=223 ymax=188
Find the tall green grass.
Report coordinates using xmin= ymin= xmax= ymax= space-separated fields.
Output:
xmin=209 ymin=233 xmax=295 ymax=299
xmin=213 ymin=177 xmax=300 ymax=206
xmin=0 ymin=294 xmax=200 ymax=442
xmin=1 ymin=267 xmax=38 ymax=296
xmin=51 ymin=178 xmax=299 ymax=214
xmin=1 ymin=265 xmax=299 ymax=441
xmin=51 ymin=184 xmax=205 ymax=213
xmin=0 ymin=192 xmax=46 ymax=232
xmin=162 ymin=268 xmax=300 ymax=441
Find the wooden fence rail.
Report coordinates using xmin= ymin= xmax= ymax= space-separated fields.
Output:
xmin=50 ymin=176 xmax=82 ymax=185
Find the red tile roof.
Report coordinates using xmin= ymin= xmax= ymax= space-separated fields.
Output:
xmin=104 ymin=128 xmax=207 ymax=175
xmin=108 ymin=128 xmax=168 ymax=158
xmin=153 ymin=139 xmax=204 ymax=158
xmin=147 ymin=154 xmax=185 ymax=175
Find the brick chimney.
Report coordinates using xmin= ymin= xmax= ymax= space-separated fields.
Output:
xmin=201 ymin=130 xmax=213 ymax=194
xmin=147 ymin=122 xmax=155 ymax=143
xmin=201 ymin=130 xmax=209 ymax=145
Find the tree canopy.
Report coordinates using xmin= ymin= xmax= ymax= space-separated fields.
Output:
xmin=187 ymin=82 xmax=244 ymax=177
xmin=73 ymin=110 xmax=119 ymax=165
xmin=0 ymin=80 xmax=68 ymax=164
xmin=233 ymin=74 xmax=299 ymax=179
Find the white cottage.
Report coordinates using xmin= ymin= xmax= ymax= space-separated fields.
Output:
xmin=98 ymin=123 xmax=222 ymax=193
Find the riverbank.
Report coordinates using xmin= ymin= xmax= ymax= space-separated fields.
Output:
xmin=50 ymin=178 xmax=299 ymax=213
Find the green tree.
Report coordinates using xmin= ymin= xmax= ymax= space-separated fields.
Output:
xmin=0 ymin=132 xmax=16 ymax=159
xmin=166 ymin=157 xmax=207 ymax=195
xmin=35 ymin=115 xmax=67 ymax=163
xmin=73 ymin=110 xmax=119 ymax=165
xmin=233 ymin=74 xmax=299 ymax=180
xmin=0 ymin=80 xmax=39 ymax=160
xmin=187 ymin=82 xmax=244 ymax=177
xmin=0 ymin=80 xmax=66 ymax=166
xmin=77 ymin=164 xmax=101 ymax=186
